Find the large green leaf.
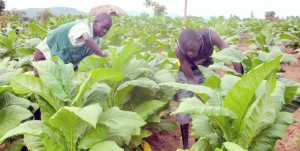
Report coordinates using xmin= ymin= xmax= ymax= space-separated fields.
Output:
xmin=82 ymin=83 xmax=111 ymax=109
xmin=106 ymin=127 xmax=139 ymax=146
xmin=198 ymin=65 xmax=220 ymax=78
xmin=40 ymin=132 xmax=68 ymax=151
xmin=15 ymin=56 xmax=33 ymax=68
xmin=24 ymin=135 xmax=45 ymax=151
xmin=0 ymin=92 xmax=31 ymax=109
xmin=282 ymin=54 xmax=297 ymax=63
xmin=33 ymin=59 xmax=74 ymax=102
xmin=158 ymin=119 xmax=179 ymax=130
xmin=98 ymin=107 xmax=145 ymax=144
xmin=190 ymin=138 xmax=211 ymax=151
xmin=204 ymin=75 xmax=221 ymax=90
xmin=98 ymin=107 xmax=146 ymax=129
xmin=249 ymin=112 xmax=294 ymax=151
xmin=133 ymin=100 xmax=166 ymax=120
xmin=29 ymin=23 xmax=48 ymax=39
xmin=78 ymin=124 xmax=109 ymax=149
xmin=154 ymin=69 xmax=175 ymax=83
xmin=4 ymin=139 xmax=24 ymax=151
xmin=126 ymin=130 xmax=151 ymax=150
xmin=278 ymin=78 xmax=300 ymax=104
xmin=26 ymin=38 xmax=42 ymax=48
xmin=220 ymin=75 xmax=240 ymax=96
xmin=123 ymin=59 xmax=152 ymax=80
xmin=38 ymin=125 xmax=69 ymax=151
xmin=114 ymin=78 xmax=159 ymax=106
xmin=0 ymin=85 xmax=12 ymax=93
xmin=258 ymin=48 xmax=296 ymax=64
xmin=191 ymin=115 xmax=221 ymax=148
xmin=191 ymin=115 xmax=215 ymax=138
xmin=208 ymin=63 xmax=239 ymax=75
xmin=263 ymin=27 xmax=273 ymax=46
xmin=23 ymin=128 xmax=68 ymax=151
xmin=72 ymin=68 xmax=124 ymax=106
xmin=112 ymin=44 xmax=141 ymax=71
xmin=271 ymin=81 xmax=286 ymax=112
xmin=212 ymin=47 xmax=246 ymax=64
xmin=16 ymin=47 xmax=35 ymax=55
xmin=8 ymin=30 xmax=17 ymax=43
xmin=49 ymin=104 xmax=102 ymax=151
xmin=0 ymin=65 xmax=15 ymax=75
xmin=255 ymin=33 xmax=266 ymax=49
xmin=0 ymin=36 xmax=12 ymax=50
xmin=159 ymin=82 xmax=213 ymax=102
xmin=223 ymin=55 xmax=282 ymax=131
xmin=279 ymin=33 xmax=294 ymax=41
xmin=98 ymin=107 xmax=146 ymax=144
xmin=90 ymin=141 xmax=123 ymax=151
xmin=0 ymin=66 xmax=22 ymax=85
xmin=0 ymin=121 xmax=43 ymax=144
xmin=0 ymin=105 xmax=32 ymax=137
xmin=223 ymin=142 xmax=248 ymax=151
xmin=10 ymin=74 xmax=63 ymax=111
xmin=36 ymin=96 xmax=57 ymax=123
xmin=172 ymin=98 xmax=237 ymax=119
xmin=77 ymin=55 xmax=108 ymax=72
xmin=237 ymin=72 xmax=277 ymax=149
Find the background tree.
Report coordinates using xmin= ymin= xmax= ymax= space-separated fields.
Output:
xmin=37 ymin=9 xmax=53 ymax=24
xmin=265 ymin=11 xmax=277 ymax=21
xmin=144 ymin=0 xmax=167 ymax=16
xmin=0 ymin=0 xmax=5 ymax=12
xmin=11 ymin=9 xmax=23 ymax=21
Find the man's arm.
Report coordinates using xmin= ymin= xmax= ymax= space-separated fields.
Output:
xmin=175 ymin=46 xmax=197 ymax=85
xmin=175 ymin=46 xmax=204 ymax=102
xmin=82 ymin=33 xmax=106 ymax=58
xmin=210 ymin=30 xmax=244 ymax=74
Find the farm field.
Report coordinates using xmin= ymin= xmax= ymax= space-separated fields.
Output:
xmin=0 ymin=13 xmax=300 ymax=151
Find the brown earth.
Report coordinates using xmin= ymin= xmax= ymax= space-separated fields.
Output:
xmin=274 ymin=108 xmax=300 ymax=151
xmin=274 ymin=48 xmax=300 ymax=151
xmin=144 ymin=43 xmax=300 ymax=151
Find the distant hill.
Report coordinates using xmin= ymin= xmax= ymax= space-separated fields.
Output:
xmin=22 ymin=7 xmax=87 ymax=18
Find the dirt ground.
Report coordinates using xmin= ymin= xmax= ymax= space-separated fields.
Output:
xmin=274 ymin=108 xmax=300 ymax=151
xmin=144 ymin=44 xmax=300 ymax=151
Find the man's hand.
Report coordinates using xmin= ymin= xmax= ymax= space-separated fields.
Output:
xmin=82 ymin=33 xmax=106 ymax=58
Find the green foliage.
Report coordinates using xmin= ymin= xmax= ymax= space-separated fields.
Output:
xmin=172 ymin=55 xmax=296 ymax=150
xmin=37 ymin=9 xmax=54 ymax=24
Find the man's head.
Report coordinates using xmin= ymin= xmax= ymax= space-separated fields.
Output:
xmin=177 ymin=28 xmax=201 ymax=58
xmin=93 ymin=13 xmax=112 ymax=37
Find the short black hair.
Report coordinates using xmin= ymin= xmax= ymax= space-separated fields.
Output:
xmin=178 ymin=28 xmax=198 ymax=48
xmin=94 ymin=13 xmax=112 ymax=23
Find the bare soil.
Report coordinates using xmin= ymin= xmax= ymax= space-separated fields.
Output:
xmin=274 ymin=108 xmax=300 ymax=151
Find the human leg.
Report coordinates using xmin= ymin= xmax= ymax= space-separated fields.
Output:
xmin=176 ymin=69 xmax=206 ymax=149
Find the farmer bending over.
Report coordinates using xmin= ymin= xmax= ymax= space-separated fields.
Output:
xmin=34 ymin=13 xmax=112 ymax=75
xmin=33 ymin=13 xmax=112 ymax=120
xmin=174 ymin=28 xmax=244 ymax=149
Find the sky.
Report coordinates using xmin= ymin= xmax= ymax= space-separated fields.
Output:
xmin=5 ymin=0 xmax=300 ymax=19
